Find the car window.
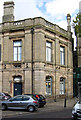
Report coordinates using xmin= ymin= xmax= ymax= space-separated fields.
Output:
xmin=12 ymin=96 xmax=23 ymax=101
xmin=1 ymin=93 xmax=4 ymax=96
xmin=78 ymin=101 xmax=81 ymax=104
xmin=38 ymin=95 xmax=44 ymax=99
xmin=4 ymin=93 xmax=10 ymax=96
xmin=32 ymin=96 xmax=37 ymax=101
xmin=23 ymin=97 xmax=30 ymax=101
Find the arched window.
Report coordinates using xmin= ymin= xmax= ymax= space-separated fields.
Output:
xmin=60 ymin=77 xmax=65 ymax=95
xmin=46 ymin=76 xmax=52 ymax=95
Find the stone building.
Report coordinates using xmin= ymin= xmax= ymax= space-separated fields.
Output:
xmin=0 ymin=1 xmax=73 ymax=100
xmin=0 ymin=31 xmax=2 ymax=92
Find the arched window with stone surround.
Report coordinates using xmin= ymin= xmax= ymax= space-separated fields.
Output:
xmin=60 ymin=77 xmax=66 ymax=95
xmin=46 ymin=76 xmax=52 ymax=95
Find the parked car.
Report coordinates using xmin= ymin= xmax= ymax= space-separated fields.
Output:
xmin=2 ymin=95 xmax=38 ymax=112
xmin=72 ymin=101 xmax=81 ymax=119
xmin=24 ymin=94 xmax=46 ymax=107
xmin=0 ymin=92 xmax=11 ymax=100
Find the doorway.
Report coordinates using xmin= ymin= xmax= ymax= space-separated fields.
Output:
xmin=13 ymin=76 xmax=22 ymax=96
xmin=14 ymin=83 xmax=22 ymax=96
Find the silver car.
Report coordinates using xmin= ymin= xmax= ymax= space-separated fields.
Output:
xmin=2 ymin=95 xmax=38 ymax=112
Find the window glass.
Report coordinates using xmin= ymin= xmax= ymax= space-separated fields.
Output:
xmin=14 ymin=41 xmax=22 ymax=46
xmin=14 ymin=47 xmax=17 ymax=61
xmin=23 ymin=97 xmax=30 ymax=101
xmin=12 ymin=96 xmax=22 ymax=101
xmin=38 ymin=95 xmax=44 ymax=99
xmin=46 ymin=42 xmax=51 ymax=47
xmin=46 ymin=41 xmax=52 ymax=62
xmin=60 ymin=46 xmax=65 ymax=65
xmin=18 ymin=47 xmax=22 ymax=61
xmin=14 ymin=76 xmax=21 ymax=82
xmin=60 ymin=77 xmax=65 ymax=95
xmin=32 ymin=96 xmax=37 ymax=101
xmin=46 ymin=76 xmax=52 ymax=95
xmin=13 ymin=41 xmax=22 ymax=61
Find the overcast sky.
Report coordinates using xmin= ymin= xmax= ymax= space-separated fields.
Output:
xmin=0 ymin=0 xmax=81 ymax=49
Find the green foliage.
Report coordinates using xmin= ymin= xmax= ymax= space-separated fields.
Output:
xmin=73 ymin=13 xmax=81 ymax=36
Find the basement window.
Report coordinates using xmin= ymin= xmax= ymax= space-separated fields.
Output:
xmin=13 ymin=64 xmax=21 ymax=68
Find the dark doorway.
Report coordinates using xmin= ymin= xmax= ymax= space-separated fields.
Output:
xmin=14 ymin=83 xmax=22 ymax=96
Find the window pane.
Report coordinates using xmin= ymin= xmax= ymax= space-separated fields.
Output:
xmin=60 ymin=78 xmax=65 ymax=95
xmin=14 ymin=77 xmax=21 ymax=82
xmin=49 ymin=49 xmax=51 ymax=62
xmin=18 ymin=47 xmax=22 ymax=61
xmin=13 ymin=96 xmax=22 ymax=101
xmin=14 ymin=41 xmax=22 ymax=46
xmin=46 ymin=48 xmax=49 ymax=61
xmin=46 ymin=42 xmax=51 ymax=47
xmin=46 ymin=77 xmax=52 ymax=95
xmin=60 ymin=47 xmax=64 ymax=52
xmin=14 ymin=47 xmax=17 ymax=61
xmin=13 ymin=41 xmax=22 ymax=61
xmin=62 ymin=53 xmax=64 ymax=65
xmin=60 ymin=46 xmax=65 ymax=65
xmin=60 ymin=82 xmax=64 ymax=94
xmin=46 ymin=42 xmax=52 ymax=62
xmin=23 ymin=97 xmax=30 ymax=101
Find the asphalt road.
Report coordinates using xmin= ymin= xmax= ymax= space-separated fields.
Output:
xmin=2 ymin=108 xmax=72 ymax=119
xmin=2 ymin=98 xmax=76 ymax=120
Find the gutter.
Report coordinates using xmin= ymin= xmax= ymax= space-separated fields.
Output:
xmin=31 ymin=28 xmax=34 ymax=94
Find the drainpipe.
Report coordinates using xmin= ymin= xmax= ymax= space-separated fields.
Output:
xmin=31 ymin=28 xmax=34 ymax=94
xmin=54 ymin=35 xmax=56 ymax=102
xmin=2 ymin=64 xmax=3 ymax=92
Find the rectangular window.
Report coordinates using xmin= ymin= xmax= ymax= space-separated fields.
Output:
xmin=46 ymin=41 xmax=52 ymax=62
xmin=60 ymin=46 xmax=65 ymax=65
xmin=13 ymin=41 xmax=22 ymax=61
xmin=0 ymin=45 xmax=1 ymax=61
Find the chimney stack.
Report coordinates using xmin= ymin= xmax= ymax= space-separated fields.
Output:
xmin=2 ymin=1 xmax=14 ymax=23
xmin=67 ymin=14 xmax=71 ymax=32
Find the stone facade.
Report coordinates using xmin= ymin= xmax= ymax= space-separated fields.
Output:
xmin=0 ymin=1 xmax=73 ymax=100
xmin=0 ymin=33 xmax=2 ymax=92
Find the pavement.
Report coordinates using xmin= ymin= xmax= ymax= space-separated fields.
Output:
xmin=2 ymin=97 xmax=77 ymax=118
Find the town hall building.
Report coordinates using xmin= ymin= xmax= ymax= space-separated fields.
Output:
xmin=0 ymin=1 xmax=73 ymax=100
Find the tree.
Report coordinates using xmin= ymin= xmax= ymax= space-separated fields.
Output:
xmin=73 ymin=13 xmax=81 ymax=36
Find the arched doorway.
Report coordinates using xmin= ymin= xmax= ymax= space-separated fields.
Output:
xmin=13 ymin=76 xmax=22 ymax=96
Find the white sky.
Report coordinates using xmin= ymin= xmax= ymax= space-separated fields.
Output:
xmin=0 ymin=0 xmax=81 ymax=49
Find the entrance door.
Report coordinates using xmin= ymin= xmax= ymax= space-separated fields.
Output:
xmin=14 ymin=83 xmax=22 ymax=96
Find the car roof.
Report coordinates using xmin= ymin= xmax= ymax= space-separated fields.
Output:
xmin=14 ymin=95 xmax=31 ymax=98
xmin=24 ymin=94 xmax=43 ymax=96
